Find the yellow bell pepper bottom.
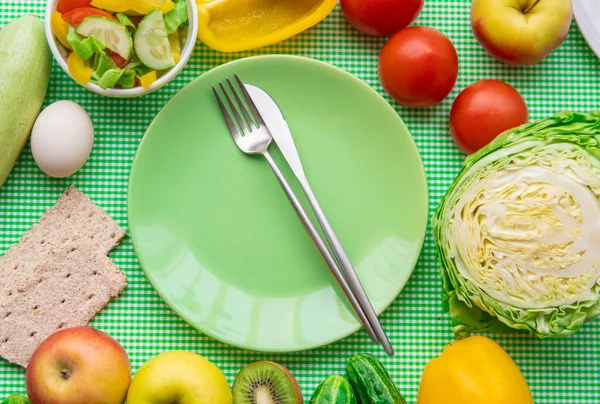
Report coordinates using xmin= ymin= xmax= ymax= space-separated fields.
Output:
xmin=418 ymin=336 xmax=534 ymax=404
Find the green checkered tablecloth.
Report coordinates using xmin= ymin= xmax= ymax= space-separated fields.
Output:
xmin=1 ymin=0 xmax=599 ymax=402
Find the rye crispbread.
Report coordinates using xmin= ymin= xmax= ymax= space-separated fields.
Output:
xmin=0 ymin=243 xmax=127 ymax=367
xmin=0 ymin=186 xmax=125 ymax=305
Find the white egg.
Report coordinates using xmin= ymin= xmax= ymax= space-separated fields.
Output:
xmin=31 ymin=100 xmax=95 ymax=178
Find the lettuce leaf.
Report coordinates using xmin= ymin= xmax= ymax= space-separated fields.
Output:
xmin=118 ymin=69 xmax=136 ymax=89
xmin=98 ymin=68 xmax=124 ymax=89
xmin=93 ymin=51 xmax=116 ymax=77
xmin=116 ymin=13 xmax=135 ymax=29
xmin=67 ymin=29 xmax=105 ymax=62
xmin=163 ymin=0 xmax=188 ymax=34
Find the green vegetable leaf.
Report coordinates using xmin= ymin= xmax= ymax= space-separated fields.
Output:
xmin=116 ymin=13 xmax=135 ymax=29
xmin=123 ymin=55 xmax=142 ymax=69
xmin=432 ymin=111 xmax=600 ymax=339
xmin=98 ymin=68 xmax=124 ymax=89
xmin=67 ymin=30 xmax=105 ymax=62
xmin=93 ymin=51 xmax=116 ymax=78
xmin=131 ymin=63 xmax=154 ymax=79
xmin=122 ymin=56 xmax=154 ymax=79
xmin=118 ymin=69 xmax=136 ymax=89
xmin=163 ymin=0 xmax=188 ymax=34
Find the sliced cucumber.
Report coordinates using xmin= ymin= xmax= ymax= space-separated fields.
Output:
xmin=76 ymin=17 xmax=132 ymax=60
xmin=134 ymin=9 xmax=176 ymax=71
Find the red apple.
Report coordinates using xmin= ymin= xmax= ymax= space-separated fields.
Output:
xmin=341 ymin=0 xmax=424 ymax=36
xmin=471 ymin=0 xmax=572 ymax=65
xmin=26 ymin=327 xmax=131 ymax=404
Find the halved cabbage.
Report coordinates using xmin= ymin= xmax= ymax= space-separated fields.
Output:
xmin=433 ymin=111 xmax=600 ymax=338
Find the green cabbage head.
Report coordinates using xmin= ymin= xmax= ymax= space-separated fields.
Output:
xmin=433 ymin=111 xmax=600 ymax=338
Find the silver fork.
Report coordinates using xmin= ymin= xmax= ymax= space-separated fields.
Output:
xmin=212 ymin=75 xmax=394 ymax=355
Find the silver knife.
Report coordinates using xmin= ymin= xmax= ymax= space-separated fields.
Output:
xmin=245 ymin=85 xmax=395 ymax=356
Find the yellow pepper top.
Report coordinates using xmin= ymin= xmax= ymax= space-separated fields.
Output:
xmin=418 ymin=336 xmax=534 ymax=404
xmin=140 ymin=71 xmax=158 ymax=88
xmin=91 ymin=0 xmax=175 ymax=15
xmin=67 ymin=52 xmax=93 ymax=86
xmin=50 ymin=11 xmax=71 ymax=50
xmin=196 ymin=0 xmax=338 ymax=52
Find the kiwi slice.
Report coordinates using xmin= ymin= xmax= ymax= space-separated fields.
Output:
xmin=232 ymin=361 xmax=303 ymax=404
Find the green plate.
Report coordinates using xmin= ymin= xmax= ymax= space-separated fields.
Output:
xmin=128 ymin=55 xmax=428 ymax=352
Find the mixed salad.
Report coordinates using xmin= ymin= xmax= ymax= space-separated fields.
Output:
xmin=50 ymin=0 xmax=189 ymax=90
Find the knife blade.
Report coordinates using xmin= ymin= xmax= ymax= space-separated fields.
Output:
xmin=244 ymin=85 xmax=308 ymax=185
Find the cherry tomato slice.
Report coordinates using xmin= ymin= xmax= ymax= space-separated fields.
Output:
xmin=108 ymin=51 xmax=128 ymax=68
xmin=57 ymin=0 xmax=92 ymax=14
xmin=128 ymin=16 xmax=144 ymax=27
xmin=63 ymin=7 xmax=116 ymax=27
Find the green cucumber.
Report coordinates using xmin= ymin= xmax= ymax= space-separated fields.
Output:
xmin=76 ymin=17 xmax=132 ymax=60
xmin=0 ymin=15 xmax=51 ymax=188
xmin=347 ymin=354 xmax=406 ymax=404
xmin=134 ymin=9 xmax=176 ymax=70
xmin=311 ymin=375 xmax=357 ymax=404
xmin=1 ymin=395 xmax=30 ymax=404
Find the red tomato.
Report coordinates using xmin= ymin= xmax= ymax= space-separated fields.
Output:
xmin=341 ymin=0 xmax=424 ymax=36
xmin=379 ymin=26 xmax=459 ymax=107
xmin=108 ymin=51 xmax=128 ymax=68
xmin=450 ymin=80 xmax=528 ymax=154
xmin=129 ymin=15 xmax=144 ymax=27
xmin=63 ymin=7 xmax=116 ymax=26
xmin=56 ymin=0 xmax=92 ymax=14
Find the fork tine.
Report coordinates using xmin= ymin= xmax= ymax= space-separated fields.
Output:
xmin=227 ymin=77 xmax=256 ymax=129
xmin=219 ymin=81 xmax=250 ymax=135
xmin=212 ymin=86 xmax=242 ymax=141
xmin=234 ymin=74 xmax=266 ymax=126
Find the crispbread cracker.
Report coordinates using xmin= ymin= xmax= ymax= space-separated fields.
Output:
xmin=0 ymin=243 xmax=127 ymax=367
xmin=18 ymin=185 xmax=125 ymax=257
xmin=0 ymin=186 xmax=125 ymax=306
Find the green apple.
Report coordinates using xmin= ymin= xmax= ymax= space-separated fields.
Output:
xmin=471 ymin=0 xmax=572 ymax=65
xmin=126 ymin=351 xmax=232 ymax=404
xmin=26 ymin=327 xmax=131 ymax=404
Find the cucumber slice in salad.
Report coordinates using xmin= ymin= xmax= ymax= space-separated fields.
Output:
xmin=76 ymin=17 xmax=132 ymax=60
xmin=134 ymin=9 xmax=176 ymax=71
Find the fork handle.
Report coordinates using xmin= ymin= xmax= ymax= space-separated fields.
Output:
xmin=262 ymin=151 xmax=379 ymax=344
xmin=301 ymin=182 xmax=395 ymax=357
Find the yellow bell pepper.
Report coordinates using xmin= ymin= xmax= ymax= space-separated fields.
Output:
xmin=140 ymin=71 xmax=158 ymax=88
xmin=90 ymin=0 xmax=174 ymax=15
xmin=418 ymin=336 xmax=534 ymax=404
xmin=197 ymin=0 xmax=338 ymax=52
xmin=50 ymin=11 xmax=71 ymax=50
xmin=67 ymin=52 xmax=93 ymax=86
xmin=168 ymin=33 xmax=181 ymax=64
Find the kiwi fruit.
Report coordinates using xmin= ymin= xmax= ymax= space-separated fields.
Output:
xmin=232 ymin=361 xmax=304 ymax=404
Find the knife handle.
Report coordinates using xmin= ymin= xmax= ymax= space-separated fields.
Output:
xmin=262 ymin=151 xmax=379 ymax=344
xmin=300 ymin=181 xmax=395 ymax=357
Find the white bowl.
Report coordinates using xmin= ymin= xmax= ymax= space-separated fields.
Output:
xmin=44 ymin=0 xmax=198 ymax=98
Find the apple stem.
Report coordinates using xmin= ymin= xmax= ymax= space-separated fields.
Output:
xmin=60 ymin=369 xmax=71 ymax=380
xmin=522 ymin=0 xmax=541 ymax=13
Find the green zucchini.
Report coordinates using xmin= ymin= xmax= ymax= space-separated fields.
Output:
xmin=311 ymin=375 xmax=357 ymax=404
xmin=347 ymin=354 xmax=406 ymax=404
xmin=0 ymin=15 xmax=51 ymax=188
